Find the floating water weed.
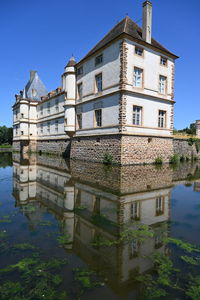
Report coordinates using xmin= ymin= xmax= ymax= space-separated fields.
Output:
xmin=56 ymin=234 xmax=71 ymax=246
xmin=21 ymin=204 xmax=36 ymax=213
xmin=39 ymin=220 xmax=53 ymax=227
xmin=186 ymin=275 xmax=200 ymax=300
xmin=13 ymin=243 xmax=38 ymax=251
xmin=165 ymin=237 xmax=200 ymax=253
xmin=0 ymin=230 xmax=7 ymax=238
xmin=73 ymin=268 xmax=103 ymax=289
xmin=181 ymin=256 xmax=199 ymax=266
xmin=0 ymin=215 xmax=12 ymax=223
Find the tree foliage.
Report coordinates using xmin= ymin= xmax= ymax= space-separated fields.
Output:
xmin=0 ymin=126 xmax=13 ymax=145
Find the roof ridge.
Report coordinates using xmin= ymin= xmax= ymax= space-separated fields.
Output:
xmin=77 ymin=16 xmax=178 ymax=63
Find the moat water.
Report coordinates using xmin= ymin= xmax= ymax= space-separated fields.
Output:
xmin=0 ymin=152 xmax=200 ymax=300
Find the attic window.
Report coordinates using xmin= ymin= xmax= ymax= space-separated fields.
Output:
xmin=135 ymin=47 xmax=143 ymax=56
xmin=95 ymin=54 xmax=103 ymax=66
xmin=32 ymin=88 xmax=37 ymax=97
xmin=77 ymin=66 xmax=83 ymax=76
xmin=160 ymin=57 xmax=167 ymax=66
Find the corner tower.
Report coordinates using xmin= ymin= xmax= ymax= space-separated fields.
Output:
xmin=62 ymin=56 xmax=76 ymax=137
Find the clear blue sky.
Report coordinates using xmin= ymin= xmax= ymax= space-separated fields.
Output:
xmin=0 ymin=0 xmax=199 ymax=129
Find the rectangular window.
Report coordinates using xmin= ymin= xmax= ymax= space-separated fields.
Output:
xmin=55 ymin=120 xmax=58 ymax=132
xmin=158 ymin=110 xmax=166 ymax=128
xmin=94 ymin=109 xmax=102 ymax=127
xmin=160 ymin=57 xmax=167 ymax=66
xmin=95 ymin=54 xmax=103 ymax=65
xmin=40 ymin=105 xmax=43 ymax=115
xmin=21 ymin=131 xmax=24 ymax=135
xmin=133 ymin=106 xmax=142 ymax=126
xmin=135 ymin=47 xmax=143 ymax=56
xmin=47 ymin=102 xmax=50 ymax=114
xmin=134 ymin=67 xmax=143 ymax=88
xmin=40 ymin=124 xmax=43 ymax=134
xmin=77 ymin=113 xmax=82 ymax=129
xmin=156 ymin=196 xmax=164 ymax=216
xmin=130 ymin=202 xmax=140 ymax=220
xmin=159 ymin=75 xmax=167 ymax=94
xmin=129 ymin=240 xmax=139 ymax=258
xmin=77 ymin=83 xmax=83 ymax=99
xmin=47 ymin=122 xmax=50 ymax=133
xmin=95 ymin=73 xmax=102 ymax=92
xmin=55 ymin=99 xmax=59 ymax=112
xmin=21 ymin=113 xmax=24 ymax=118
xmin=77 ymin=66 xmax=83 ymax=76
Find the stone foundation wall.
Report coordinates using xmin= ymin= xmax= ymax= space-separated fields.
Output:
xmin=36 ymin=140 xmax=71 ymax=156
xmin=70 ymin=135 xmax=121 ymax=164
xmin=12 ymin=136 xmax=200 ymax=166
xmin=70 ymin=134 xmax=174 ymax=165
xmin=173 ymin=138 xmax=200 ymax=159
xmin=121 ymin=135 xmax=174 ymax=165
xmin=12 ymin=141 xmax=21 ymax=151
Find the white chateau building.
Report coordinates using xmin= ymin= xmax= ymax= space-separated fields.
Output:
xmin=13 ymin=1 xmax=179 ymax=164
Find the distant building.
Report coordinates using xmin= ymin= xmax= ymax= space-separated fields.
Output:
xmin=12 ymin=1 xmax=179 ymax=164
xmin=196 ymin=120 xmax=200 ymax=137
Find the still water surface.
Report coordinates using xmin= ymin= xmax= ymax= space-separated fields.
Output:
xmin=0 ymin=152 xmax=200 ymax=299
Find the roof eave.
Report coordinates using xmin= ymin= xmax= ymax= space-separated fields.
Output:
xmin=76 ymin=32 xmax=178 ymax=67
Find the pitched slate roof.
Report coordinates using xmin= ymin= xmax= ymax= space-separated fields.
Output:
xmin=23 ymin=71 xmax=48 ymax=101
xmin=79 ymin=16 xmax=178 ymax=63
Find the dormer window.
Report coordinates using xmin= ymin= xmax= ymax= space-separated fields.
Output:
xmin=95 ymin=54 xmax=103 ymax=66
xmin=77 ymin=66 xmax=83 ymax=76
xmin=135 ymin=47 xmax=143 ymax=56
xmin=160 ymin=57 xmax=167 ymax=66
xmin=32 ymin=88 xmax=37 ymax=97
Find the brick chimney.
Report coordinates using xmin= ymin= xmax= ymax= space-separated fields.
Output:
xmin=142 ymin=1 xmax=152 ymax=44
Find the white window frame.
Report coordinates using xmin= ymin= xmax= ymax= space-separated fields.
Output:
xmin=77 ymin=83 xmax=83 ymax=99
xmin=47 ymin=102 xmax=50 ymax=114
xmin=130 ymin=201 xmax=140 ymax=220
xmin=94 ymin=109 xmax=102 ymax=127
xmin=55 ymin=99 xmax=59 ymax=112
xmin=55 ymin=120 xmax=58 ymax=132
xmin=160 ymin=56 xmax=167 ymax=66
xmin=40 ymin=105 xmax=43 ymax=115
xmin=133 ymin=106 xmax=142 ymax=126
xmin=134 ymin=67 xmax=143 ymax=88
xmin=47 ymin=122 xmax=50 ymax=133
xmin=77 ymin=66 xmax=83 ymax=76
xmin=156 ymin=196 xmax=164 ymax=216
xmin=135 ymin=47 xmax=143 ymax=56
xmin=95 ymin=73 xmax=102 ymax=93
xmin=158 ymin=110 xmax=166 ymax=128
xmin=40 ymin=123 xmax=43 ymax=134
xmin=95 ymin=54 xmax=103 ymax=66
xmin=159 ymin=75 xmax=167 ymax=94
xmin=77 ymin=113 xmax=82 ymax=129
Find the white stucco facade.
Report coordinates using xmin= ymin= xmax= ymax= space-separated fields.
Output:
xmin=13 ymin=1 xmax=179 ymax=158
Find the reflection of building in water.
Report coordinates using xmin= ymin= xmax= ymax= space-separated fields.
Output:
xmin=12 ymin=154 xmax=200 ymax=296
xmin=194 ymin=180 xmax=200 ymax=192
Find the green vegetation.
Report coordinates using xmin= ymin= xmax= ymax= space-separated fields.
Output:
xmin=103 ymin=152 xmax=113 ymax=165
xmin=170 ymin=154 xmax=180 ymax=164
xmin=186 ymin=276 xmax=200 ymax=300
xmin=56 ymin=234 xmax=71 ymax=246
xmin=174 ymin=123 xmax=196 ymax=136
xmin=154 ymin=157 xmax=163 ymax=165
xmin=0 ymin=126 xmax=13 ymax=145
xmin=0 ymin=254 xmax=68 ymax=300
xmin=73 ymin=268 xmax=103 ymax=289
